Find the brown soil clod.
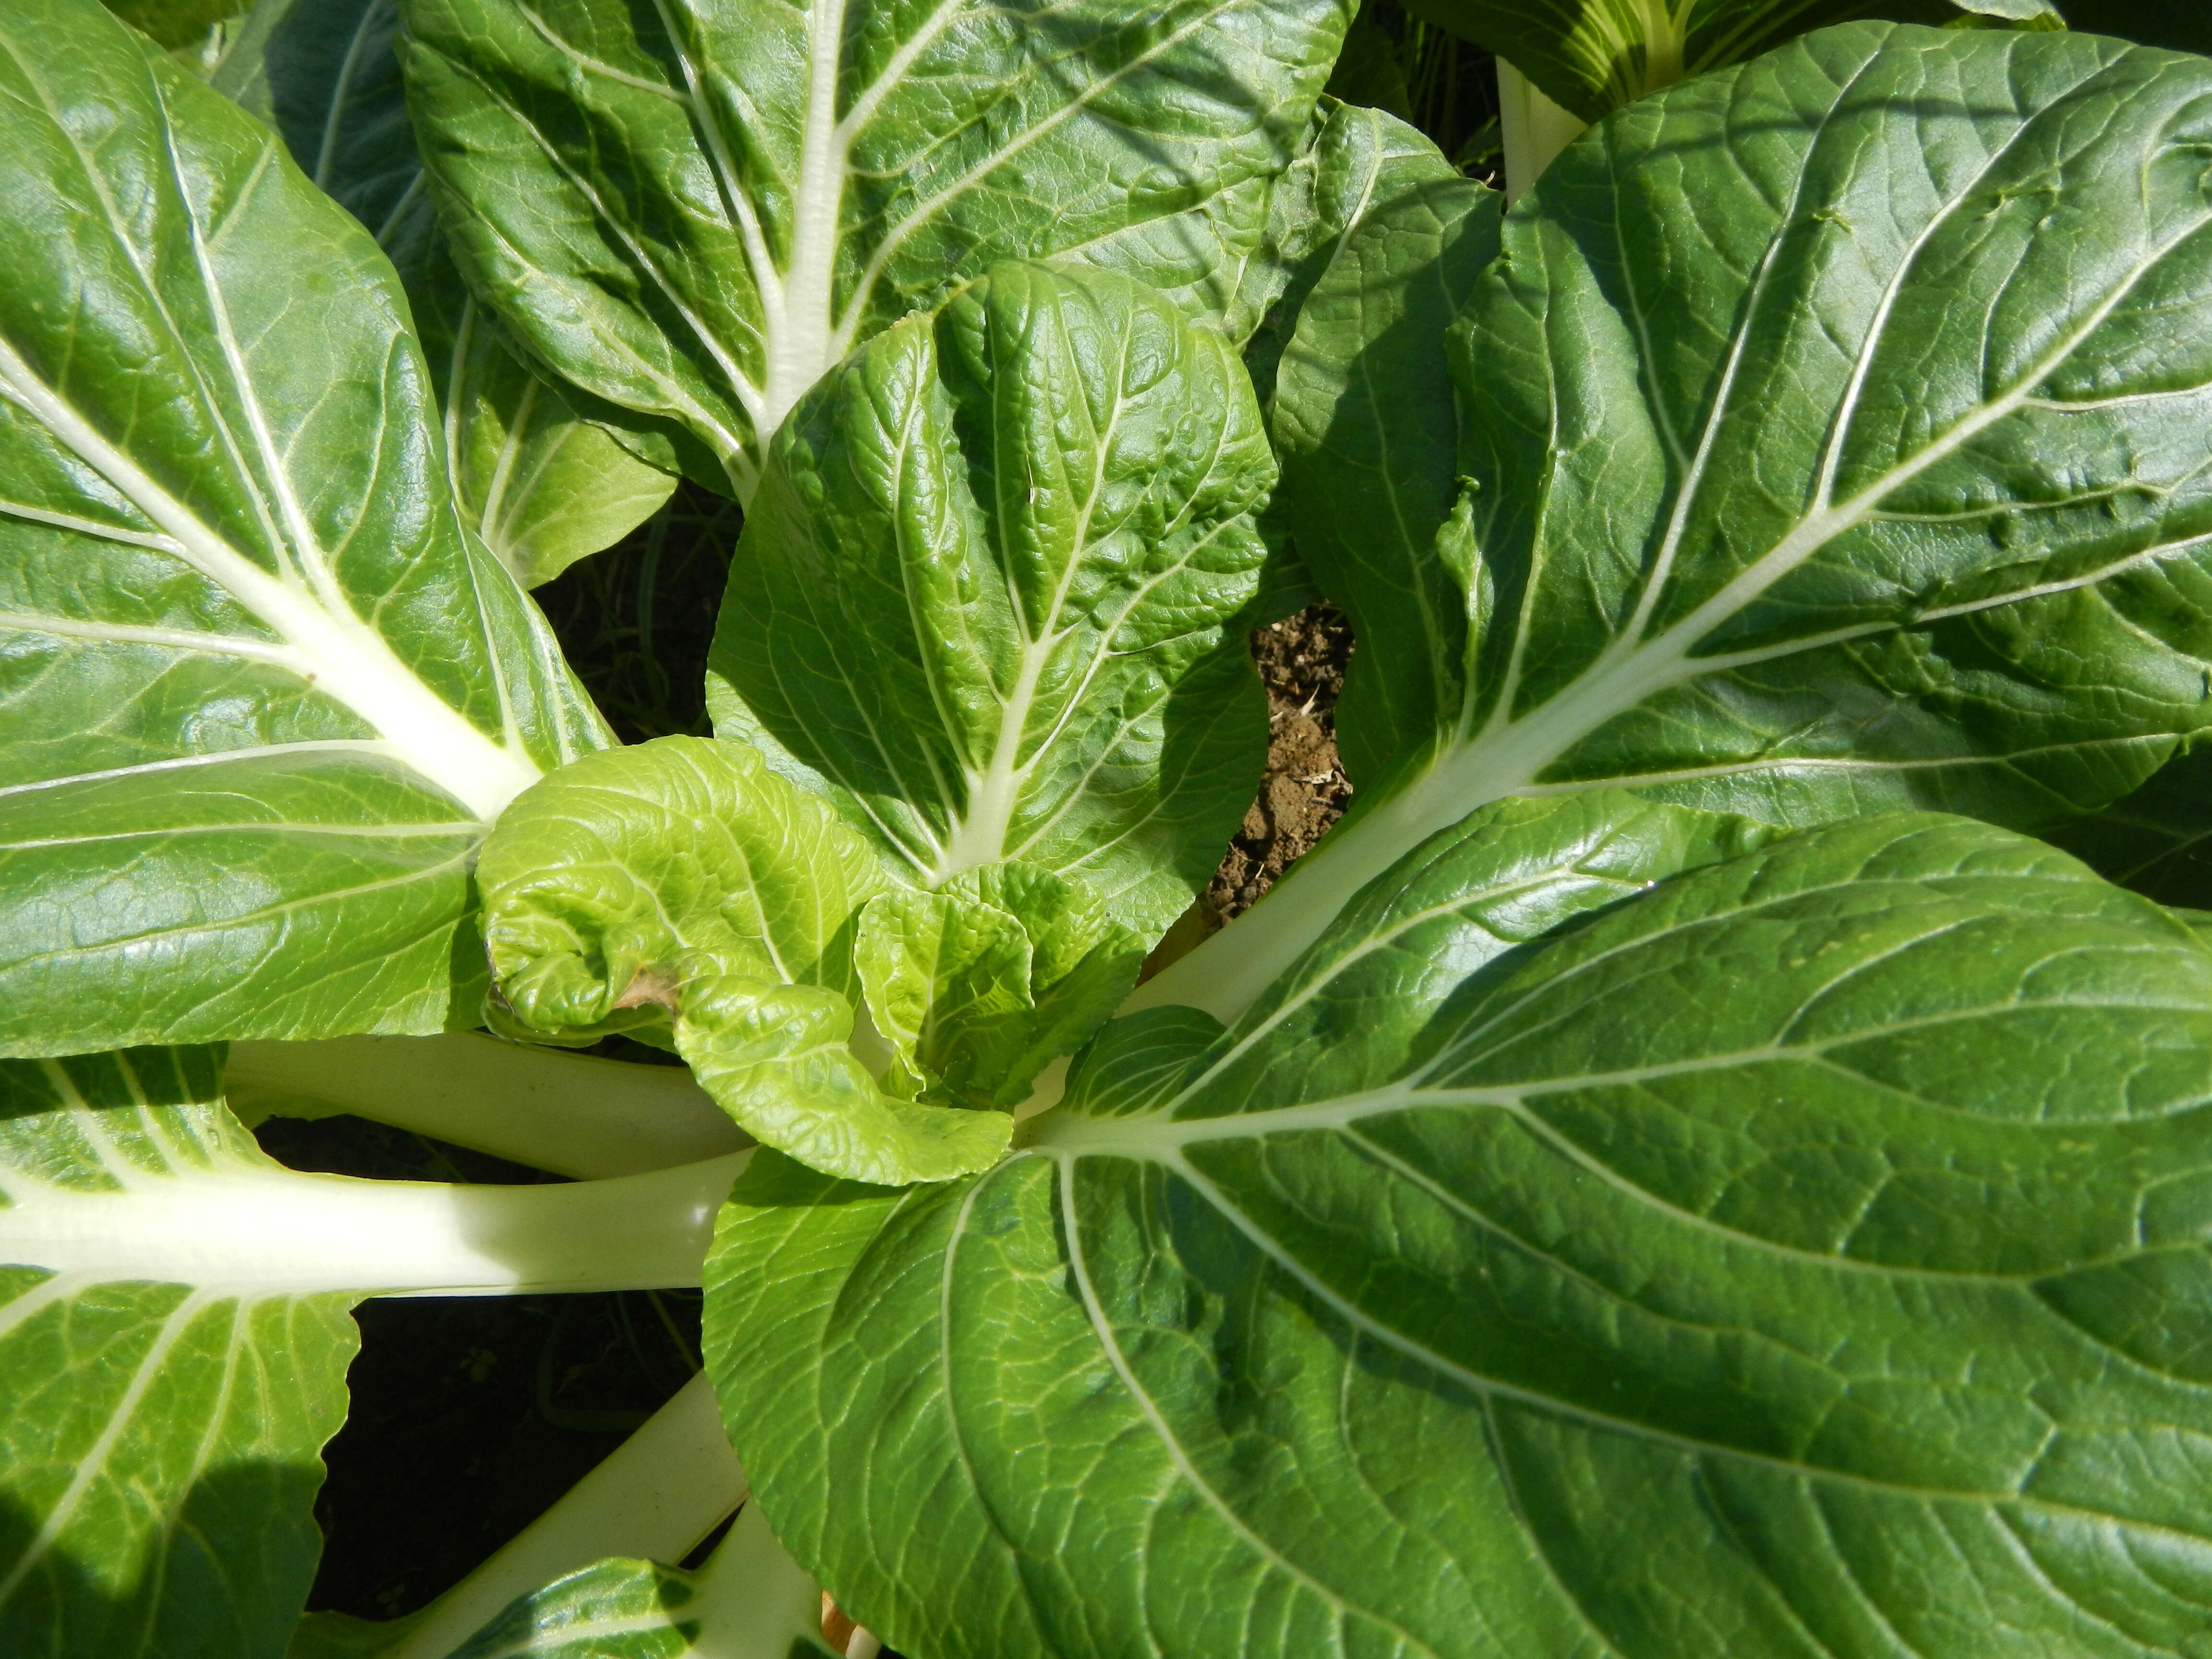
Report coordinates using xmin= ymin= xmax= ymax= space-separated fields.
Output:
xmin=1205 ymin=602 xmax=1356 ymax=925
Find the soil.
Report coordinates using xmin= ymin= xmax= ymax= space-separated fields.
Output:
xmin=1203 ymin=604 xmax=1357 ymax=924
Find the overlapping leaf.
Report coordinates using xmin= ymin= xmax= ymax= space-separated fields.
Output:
xmin=709 ymin=805 xmax=2212 ymax=1659
xmin=0 ymin=0 xmax=607 ymax=1056
xmin=1210 ymin=21 xmax=2212 ymax=1023
xmin=209 ymin=0 xmax=675 ymax=586
xmin=394 ymin=0 xmax=1355 ymax=499
xmin=710 ymin=262 xmax=1280 ymax=939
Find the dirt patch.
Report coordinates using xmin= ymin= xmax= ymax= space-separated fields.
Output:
xmin=1204 ymin=603 xmax=1357 ymax=923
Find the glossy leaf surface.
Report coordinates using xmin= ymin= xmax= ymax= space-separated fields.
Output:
xmin=210 ymin=0 xmax=674 ymax=586
xmin=1181 ymin=21 xmax=2212 ymax=1022
xmin=709 ymin=807 xmax=2212 ymax=1659
xmin=395 ymin=0 xmax=1354 ymax=498
xmin=0 ymin=1048 xmax=356 ymax=1659
xmin=709 ymin=263 xmax=1280 ymax=939
xmin=0 ymin=0 xmax=605 ymax=1057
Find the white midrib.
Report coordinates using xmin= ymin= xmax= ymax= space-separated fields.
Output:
xmin=758 ymin=0 xmax=852 ymax=449
xmin=0 ymin=1152 xmax=746 ymax=1296
xmin=1134 ymin=211 xmax=2209 ymax=1024
xmin=935 ymin=633 xmax=1052 ymax=877
xmin=0 ymin=336 xmax=539 ymax=820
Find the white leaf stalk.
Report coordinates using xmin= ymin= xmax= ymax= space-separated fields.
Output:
xmin=384 ymin=1371 xmax=751 ymax=1659
xmin=0 ymin=1146 xmax=747 ymax=1298
xmin=1496 ymin=61 xmax=1586 ymax=201
xmin=226 ymin=1034 xmax=748 ymax=1178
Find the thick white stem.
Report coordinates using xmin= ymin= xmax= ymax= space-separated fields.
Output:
xmin=688 ymin=1499 xmax=836 ymax=1659
xmin=1497 ymin=60 xmax=1587 ymax=203
xmin=226 ymin=1034 xmax=749 ymax=1179
xmin=0 ymin=1152 xmax=747 ymax=1298
xmin=384 ymin=1372 xmax=750 ymax=1659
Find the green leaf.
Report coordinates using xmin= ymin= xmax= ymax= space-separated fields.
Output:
xmin=393 ymin=0 xmax=1356 ymax=499
xmin=0 ymin=0 xmax=606 ymax=1058
xmin=1272 ymin=174 xmax=1502 ymax=778
xmin=479 ymin=737 xmax=1009 ymax=1184
xmin=100 ymin=0 xmax=249 ymax=51
xmin=709 ymin=262 xmax=1280 ymax=938
xmin=856 ymin=863 xmax=1144 ymax=1110
xmin=1242 ymin=98 xmax=1459 ymax=412
xmin=208 ymin=0 xmax=676 ymax=586
xmin=708 ymin=808 xmax=2212 ymax=1658
xmin=1166 ymin=21 xmax=2212 ymax=1023
xmin=0 ymin=1047 xmax=358 ymax=1659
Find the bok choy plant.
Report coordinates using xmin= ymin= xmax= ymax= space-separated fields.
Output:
xmin=9 ymin=0 xmax=2212 ymax=1656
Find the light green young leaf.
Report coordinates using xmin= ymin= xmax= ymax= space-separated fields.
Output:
xmin=709 ymin=262 xmax=1279 ymax=939
xmin=709 ymin=809 xmax=2212 ymax=1659
xmin=0 ymin=1047 xmax=358 ymax=1659
xmin=0 ymin=0 xmax=606 ymax=1058
xmin=1160 ymin=21 xmax=2212 ymax=1023
xmin=479 ymin=737 xmax=1008 ymax=1184
xmin=856 ymin=862 xmax=1143 ymax=1110
xmin=208 ymin=0 xmax=675 ymax=587
xmin=393 ymin=0 xmax=1354 ymax=500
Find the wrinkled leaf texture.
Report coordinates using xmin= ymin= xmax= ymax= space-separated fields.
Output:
xmin=0 ymin=0 xmax=604 ymax=1058
xmin=395 ymin=0 xmax=1357 ymax=499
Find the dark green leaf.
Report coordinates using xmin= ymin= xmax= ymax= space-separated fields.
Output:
xmin=394 ymin=0 xmax=1356 ymax=499
xmin=709 ymin=807 xmax=2212 ymax=1659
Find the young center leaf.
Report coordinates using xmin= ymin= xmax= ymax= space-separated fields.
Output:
xmin=476 ymin=736 xmax=1013 ymax=1184
xmin=1191 ymin=20 xmax=2212 ymax=1022
xmin=709 ymin=805 xmax=2212 ymax=1659
xmin=208 ymin=0 xmax=676 ymax=586
xmin=710 ymin=261 xmax=1281 ymax=940
xmin=0 ymin=0 xmax=608 ymax=1058
xmin=393 ymin=0 xmax=1355 ymax=500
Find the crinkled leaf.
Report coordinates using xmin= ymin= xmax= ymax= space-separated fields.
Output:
xmin=856 ymin=862 xmax=1143 ymax=1110
xmin=393 ymin=0 xmax=1354 ymax=499
xmin=0 ymin=1047 xmax=357 ymax=1659
xmin=709 ymin=262 xmax=1279 ymax=939
xmin=0 ymin=0 xmax=606 ymax=1058
xmin=709 ymin=808 xmax=2212 ymax=1659
xmin=209 ymin=0 xmax=675 ymax=587
xmin=480 ymin=737 xmax=1006 ymax=1184
xmin=1176 ymin=21 xmax=2212 ymax=1023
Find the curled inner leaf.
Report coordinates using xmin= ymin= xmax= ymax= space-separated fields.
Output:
xmin=478 ymin=736 xmax=1010 ymax=1184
